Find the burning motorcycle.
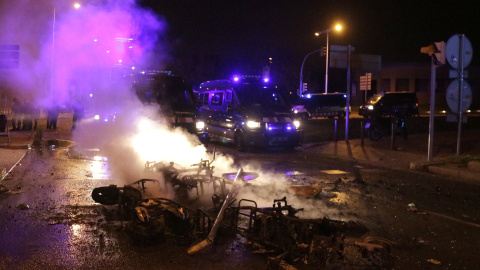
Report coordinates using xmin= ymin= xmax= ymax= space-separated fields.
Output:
xmin=92 ymin=157 xmax=259 ymax=243
xmin=145 ymin=157 xmax=259 ymax=208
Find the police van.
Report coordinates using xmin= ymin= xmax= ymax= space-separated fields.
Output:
xmin=196 ymin=76 xmax=302 ymax=151
xmin=292 ymin=92 xmax=348 ymax=120
xmin=131 ymin=71 xmax=209 ymax=144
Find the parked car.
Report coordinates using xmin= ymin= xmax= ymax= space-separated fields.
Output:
xmin=195 ymin=76 xmax=302 ymax=151
xmin=292 ymin=93 xmax=348 ymax=120
xmin=359 ymin=92 xmax=419 ymax=118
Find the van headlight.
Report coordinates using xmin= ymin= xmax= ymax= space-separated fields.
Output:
xmin=293 ymin=109 xmax=298 ymax=114
xmin=196 ymin=121 xmax=205 ymax=130
xmin=246 ymin=120 xmax=261 ymax=128
xmin=366 ymin=105 xmax=374 ymax=110
xmin=293 ymin=120 xmax=300 ymax=129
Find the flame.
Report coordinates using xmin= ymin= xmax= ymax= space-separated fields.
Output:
xmin=131 ymin=117 xmax=207 ymax=167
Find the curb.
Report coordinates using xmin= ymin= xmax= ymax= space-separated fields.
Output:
xmin=468 ymin=161 xmax=480 ymax=172
xmin=0 ymin=144 xmax=31 ymax=149
xmin=428 ymin=164 xmax=480 ymax=182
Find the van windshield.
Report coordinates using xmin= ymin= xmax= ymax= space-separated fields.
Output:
xmin=132 ymin=74 xmax=196 ymax=111
xmin=236 ymin=83 xmax=290 ymax=112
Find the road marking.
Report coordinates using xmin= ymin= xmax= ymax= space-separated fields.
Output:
xmin=321 ymin=169 xmax=348 ymax=175
xmin=426 ymin=210 xmax=480 ymax=229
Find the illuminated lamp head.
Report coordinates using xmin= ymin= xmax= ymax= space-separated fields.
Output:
xmin=233 ymin=76 xmax=240 ymax=83
xmin=263 ymin=77 xmax=269 ymax=83
xmin=306 ymin=94 xmax=312 ymax=98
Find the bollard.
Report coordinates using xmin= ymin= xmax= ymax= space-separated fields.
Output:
xmin=391 ymin=119 xmax=396 ymax=150
xmin=360 ymin=120 xmax=364 ymax=146
xmin=334 ymin=119 xmax=338 ymax=142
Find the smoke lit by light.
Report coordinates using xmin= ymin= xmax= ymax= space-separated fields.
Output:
xmin=0 ymin=0 xmax=166 ymax=107
xmin=131 ymin=117 xmax=207 ymax=167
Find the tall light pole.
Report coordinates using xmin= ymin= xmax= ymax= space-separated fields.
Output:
xmin=51 ymin=7 xmax=56 ymax=100
xmin=315 ymin=24 xmax=342 ymax=93
xmin=51 ymin=3 xmax=81 ymax=99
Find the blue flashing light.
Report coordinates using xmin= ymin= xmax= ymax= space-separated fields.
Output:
xmin=263 ymin=77 xmax=269 ymax=83
xmin=233 ymin=76 xmax=240 ymax=82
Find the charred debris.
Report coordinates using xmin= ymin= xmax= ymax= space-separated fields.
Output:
xmin=90 ymin=156 xmax=393 ymax=269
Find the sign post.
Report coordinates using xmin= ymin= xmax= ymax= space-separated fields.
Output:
xmin=420 ymin=41 xmax=445 ymax=161
xmin=359 ymin=73 xmax=371 ymax=103
xmin=445 ymin=34 xmax=473 ymax=155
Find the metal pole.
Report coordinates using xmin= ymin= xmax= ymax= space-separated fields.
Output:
xmin=299 ymin=49 xmax=322 ymax=96
xmin=345 ymin=45 xmax=352 ymax=141
xmin=334 ymin=119 xmax=337 ymax=142
xmin=325 ymin=31 xmax=329 ymax=93
xmin=391 ymin=120 xmax=396 ymax=150
xmin=427 ymin=57 xmax=436 ymax=161
xmin=188 ymin=169 xmax=243 ymax=254
xmin=360 ymin=120 xmax=364 ymax=146
xmin=456 ymin=34 xmax=464 ymax=155
xmin=51 ymin=7 xmax=56 ymax=100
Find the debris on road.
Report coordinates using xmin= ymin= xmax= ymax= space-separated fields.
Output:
xmin=87 ymin=158 xmax=393 ymax=268
xmin=428 ymin=258 xmax=441 ymax=265
xmin=407 ymin=203 xmax=427 ymax=214
xmin=285 ymin=184 xmax=322 ymax=197
xmin=17 ymin=203 xmax=30 ymax=210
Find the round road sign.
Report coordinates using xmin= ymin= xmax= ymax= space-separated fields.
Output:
xmin=446 ymin=79 xmax=472 ymax=113
xmin=445 ymin=34 xmax=473 ymax=69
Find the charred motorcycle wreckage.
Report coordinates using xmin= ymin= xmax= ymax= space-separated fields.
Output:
xmin=91 ymin=158 xmax=393 ymax=269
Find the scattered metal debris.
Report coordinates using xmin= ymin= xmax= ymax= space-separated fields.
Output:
xmin=17 ymin=203 xmax=30 ymax=210
xmin=230 ymin=197 xmax=392 ymax=268
xmin=89 ymin=158 xmax=392 ymax=268
xmin=188 ymin=169 xmax=244 ymax=254
xmin=0 ymin=184 xmax=8 ymax=193
xmin=146 ymin=158 xmax=258 ymax=208
xmin=91 ymin=177 xmax=211 ymax=244
xmin=428 ymin=258 xmax=441 ymax=265
xmin=285 ymin=184 xmax=322 ymax=197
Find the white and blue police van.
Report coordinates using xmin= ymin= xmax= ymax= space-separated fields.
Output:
xmin=195 ymin=75 xmax=302 ymax=151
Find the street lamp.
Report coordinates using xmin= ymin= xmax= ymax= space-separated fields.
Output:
xmin=315 ymin=24 xmax=342 ymax=93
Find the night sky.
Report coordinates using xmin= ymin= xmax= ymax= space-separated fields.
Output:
xmin=138 ymin=0 xmax=479 ymax=86
xmin=1 ymin=0 xmax=478 ymax=101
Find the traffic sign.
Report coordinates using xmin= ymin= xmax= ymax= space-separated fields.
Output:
xmin=329 ymin=45 xmax=355 ymax=53
xmin=446 ymin=79 xmax=472 ymax=113
xmin=359 ymin=73 xmax=371 ymax=91
xmin=445 ymin=34 xmax=473 ymax=69
xmin=330 ymin=52 xmax=381 ymax=70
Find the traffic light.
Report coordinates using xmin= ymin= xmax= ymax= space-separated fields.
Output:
xmin=432 ymin=41 xmax=445 ymax=65
xmin=303 ymin=83 xmax=308 ymax=92
xmin=320 ymin=46 xmax=327 ymax=57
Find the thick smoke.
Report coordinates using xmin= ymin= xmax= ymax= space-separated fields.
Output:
xmin=0 ymin=0 xmax=165 ymax=106
xmin=1 ymin=0 xmax=337 ymax=218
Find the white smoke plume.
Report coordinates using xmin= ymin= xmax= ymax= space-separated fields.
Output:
xmin=1 ymin=0 xmax=338 ymax=219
